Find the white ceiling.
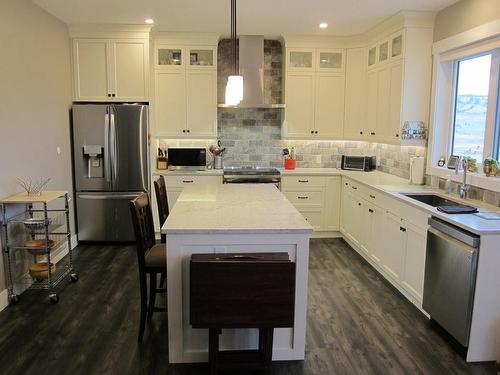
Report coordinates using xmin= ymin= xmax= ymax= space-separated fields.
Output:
xmin=32 ymin=0 xmax=459 ymax=36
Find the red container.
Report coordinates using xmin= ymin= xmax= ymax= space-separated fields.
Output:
xmin=284 ymin=159 xmax=296 ymax=170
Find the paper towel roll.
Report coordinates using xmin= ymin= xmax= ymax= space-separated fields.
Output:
xmin=410 ymin=156 xmax=425 ymax=185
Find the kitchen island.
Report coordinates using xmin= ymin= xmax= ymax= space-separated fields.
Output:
xmin=162 ymin=184 xmax=313 ymax=363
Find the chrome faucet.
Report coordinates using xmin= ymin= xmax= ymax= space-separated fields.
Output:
xmin=455 ymin=156 xmax=469 ymax=199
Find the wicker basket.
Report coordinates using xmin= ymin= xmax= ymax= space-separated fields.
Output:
xmin=25 ymin=239 xmax=55 ymax=256
xmin=29 ymin=262 xmax=56 ymax=280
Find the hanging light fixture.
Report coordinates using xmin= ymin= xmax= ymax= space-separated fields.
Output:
xmin=225 ymin=0 xmax=243 ymax=105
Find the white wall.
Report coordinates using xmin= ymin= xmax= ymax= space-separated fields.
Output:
xmin=434 ymin=0 xmax=500 ymax=41
xmin=0 ymin=0 xmax=73 ymax=292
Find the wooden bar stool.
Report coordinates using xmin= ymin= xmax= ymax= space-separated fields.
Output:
xmin=129 ymin=193 xmax=167 ymax=342
xmin=153 ymin=175 xmax=170 ymax=244
xmin=190 ymin=253 xmax=296 ymax=374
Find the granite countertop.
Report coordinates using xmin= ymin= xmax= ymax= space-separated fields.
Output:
xmin=162 ymin=184 xmax=313 ymax=235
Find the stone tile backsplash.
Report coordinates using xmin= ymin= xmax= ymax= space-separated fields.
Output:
xmin=158 ymin=115 xmax=425 ymax=179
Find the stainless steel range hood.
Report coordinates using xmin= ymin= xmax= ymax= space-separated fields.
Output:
xmin=218 ymin=35 xmax=285 ymax=109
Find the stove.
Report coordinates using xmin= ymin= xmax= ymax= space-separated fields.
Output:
xmin=223 ymin=166 xmax=281 ymax=188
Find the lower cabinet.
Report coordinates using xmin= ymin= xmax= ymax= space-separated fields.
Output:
xmin=340 ymin=177 xmax=428 ymax=307
xmin=282 ymin=175 xmax=341 ymax=232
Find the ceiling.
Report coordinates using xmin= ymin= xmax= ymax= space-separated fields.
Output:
xmin=32 ymin=0 xmax=459 ymax=36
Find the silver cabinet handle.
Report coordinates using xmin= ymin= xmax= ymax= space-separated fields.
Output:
xmin=78 ymin=193 xmax=142 ymax=200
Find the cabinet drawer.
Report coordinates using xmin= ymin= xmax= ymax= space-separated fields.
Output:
xmin=282 ymin=175 xmax=326 ymax=188
xmin=283 ymin=190 xmax=323 ymax=206
xmin=163 ymin=175 xmax=222 ymax=188
xmin=297 ymin=209 xmax=323 ymax=230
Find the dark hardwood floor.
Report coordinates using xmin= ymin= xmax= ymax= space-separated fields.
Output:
xmin=0 ymin=239 xmax=496 ymax=374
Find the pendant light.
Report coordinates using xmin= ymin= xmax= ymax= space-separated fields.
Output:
xmin=225 ymin=0 xmax=243 ymax=105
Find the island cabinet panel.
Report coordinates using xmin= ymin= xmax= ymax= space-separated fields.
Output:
xmin=282 ymin=175 xmax=341 ymax=233
xmin=163 ymin=184 xmax=312 ymax=363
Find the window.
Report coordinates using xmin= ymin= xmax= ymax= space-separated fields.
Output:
xmin=450 ymin=49 xmax=500 ymax=162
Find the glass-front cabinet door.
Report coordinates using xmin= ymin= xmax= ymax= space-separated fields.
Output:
xmin=368 ymin=46 xmax=377 ymax=68
xmin=187 ymin=47 xmax=216 ymax=68
xmin=391 ymin=33 xmax=404 ymax=59
xmin=378 ymin=41 xmax=389 ymax=63
xmin=317 ymin=50 xmax=344 ymax=72
xmin=287 ymin=49 xmax=314 ymax=71
xmin=156 ymin=46 xmax=184 ymax=68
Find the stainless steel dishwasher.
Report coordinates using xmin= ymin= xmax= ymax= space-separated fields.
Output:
xmin=423 ymin=217 xmax=480 ymax=347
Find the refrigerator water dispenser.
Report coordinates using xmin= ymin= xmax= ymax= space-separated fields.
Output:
xmin=82 ymin=145 xmax=104 ymax=178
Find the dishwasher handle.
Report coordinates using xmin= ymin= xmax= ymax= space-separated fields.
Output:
xmin=428 ymin=217 xmax=480 ymax=248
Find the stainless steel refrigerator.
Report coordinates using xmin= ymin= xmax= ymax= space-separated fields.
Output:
xmin=72 ymin=104 xmax=149 ymax=241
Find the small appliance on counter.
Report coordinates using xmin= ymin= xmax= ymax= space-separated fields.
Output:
xmin=341 ymin=156 xmax=376 ymax=171
xmin=409 ymin=156 xmax=425 ymax=185
xmin=167 ymin=148 xmax=207 ymax=170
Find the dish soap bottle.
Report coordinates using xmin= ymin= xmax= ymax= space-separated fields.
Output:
xmin=444 ymin=175 xmax=453 ymax=195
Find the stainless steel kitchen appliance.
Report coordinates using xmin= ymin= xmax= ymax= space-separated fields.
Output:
xmin=423 ymin=217 xmax=480 ymax=346
xmin=167 ymin=148 xmax=207 ymax=170
xmin=72 ymin=103 xmax=149 ymax=241
xmin=223 ymin=166 xmax=281 ymax=189
xmin=341 ymin=155 xmax=376 ymax=171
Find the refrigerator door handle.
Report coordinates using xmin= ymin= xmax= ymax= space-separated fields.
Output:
xmin=110 ymin=108 xmax=119 ymax=190
xmin=104 ymin=110 xmax=111 ymax=183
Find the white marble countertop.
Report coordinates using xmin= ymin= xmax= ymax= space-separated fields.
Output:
xmin=280 ymin=167 xmax=341 ymax=175
xmin=162 ymin=184 xmax=313 ymax=234
xmin=153 ymin=169 xmax=223 ymax=176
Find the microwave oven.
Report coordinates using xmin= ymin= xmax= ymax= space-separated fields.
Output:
xmin=167 ymin=148 xmax=207 ymax=170
xmin=341 ymin=155 xmax=376 ymax=171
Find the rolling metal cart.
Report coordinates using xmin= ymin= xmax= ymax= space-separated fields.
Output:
xmin=1 ymin=191 xmax=78 ymax=304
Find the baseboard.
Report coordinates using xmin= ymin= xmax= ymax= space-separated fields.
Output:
xmin=0 ymin=235 xmax=78 ymax=312
xmin=311 ymin=231 xmax=342 ymax=239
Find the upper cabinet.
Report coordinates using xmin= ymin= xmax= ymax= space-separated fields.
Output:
xmin=343 ymin=19 xmax=433 ymax=145
xmin=72 ymin=38 xmax=149 ymax=102
xmin=152 ymin=37 xmax=217 ymax=138
xmin=283 ymin=47 xmax=345 ymax=139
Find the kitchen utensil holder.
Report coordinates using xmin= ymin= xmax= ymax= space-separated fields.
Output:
xmin=284 ymin=159 xmax=296 ymax=170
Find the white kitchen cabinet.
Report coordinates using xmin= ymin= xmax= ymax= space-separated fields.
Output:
xmin=155 ymin=71 xmax=187 ymax=137
xmin=283 ymin=47 xmax=345 ymax=139
xmin=342 ymin=188 xmax=364 ymax=246
xmin=282 ymin=175 xmax=340 ymax=233
xmin=186 ymin=71 xmax=217 ymax=137
xmin=284 ymin=73 xmax=315 ymax=138
xmin=154 ymin=44 xmax=217 ymax=138
xmin=401 ymin=220 xmax=427 ymax=302
xmin=363 ymin=27 xmax=432 ymax=145
xmin=344 ymin=48 xmax=367 ymax=140
xmin=381 ymin=212 xmax=406 ymax=282
xmin=314 ymin=74 xmax=345 ymax=139
xmin=72 ymin=38 xmax=149 ymax=102
xmin=363 ymin=202 xmax=385 ymax=265
xmin=324 ymin=176 xmax=341 ymax=231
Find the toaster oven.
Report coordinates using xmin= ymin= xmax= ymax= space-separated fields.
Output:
xmin=341 ymin=155 xmax=376 ymax=171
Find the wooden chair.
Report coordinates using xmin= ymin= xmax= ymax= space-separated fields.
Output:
xmin=129 ymin=193 xmax=167 ymax=342
xmin=153 ymin=175 xmax=170 ymax=244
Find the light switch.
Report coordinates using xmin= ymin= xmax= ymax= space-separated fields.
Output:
xmin=56 ymin=147 xmax=61 ymax=155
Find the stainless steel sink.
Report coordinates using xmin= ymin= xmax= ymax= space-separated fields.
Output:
xmin=402 ymin=194 xmax=460 ymax=207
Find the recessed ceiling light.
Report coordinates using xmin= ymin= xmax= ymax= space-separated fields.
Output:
xmin=145 ymin=18 xmax=155 ymax=24
xmin=319 ymin=22 xmax=328 ymax=29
